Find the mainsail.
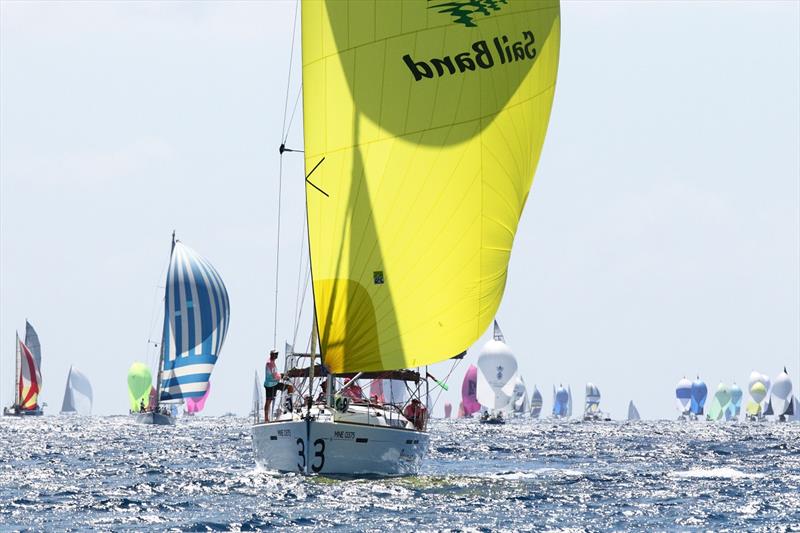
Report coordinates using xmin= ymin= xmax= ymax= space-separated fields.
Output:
xmin=60 ymin=366 xmax=93 ymax=415
xmin=17 ymin=333 xmax=41 ymax=411
xmin=302 ymin=0 xmax=561 ymax=373
xmin=627 ymin=401 xmax=640 ymax=421
xmin=530 ymin=385 xmax=543 ymax=418
xmin=690 ymin=377 xmax=707 ymax=416
xmin=25 ymin=321 xmax=42 ymax=375
xmin=476 ymin=338 xmax=518 ymax=410
xmin=127 ymin=362 xmax=152 ymax=411
xmin=567 ymin=385 xmax=573 ymax=417
xmin=159 ymin=242 xmax=230 ymax=402
xmin=461 ymin=364 xmax=480 ymax=416
xmin=185 ymin=382 xmax=211 ymax=414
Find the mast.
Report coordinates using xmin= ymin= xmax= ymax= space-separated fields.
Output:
xmin=155 ymin=230 xmax=177 ymax=411
xmin=14 ymin=331 xmax=20 ymax=406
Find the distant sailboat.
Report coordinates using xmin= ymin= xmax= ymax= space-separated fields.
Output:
xmin=552 ymin=385 xmax=569 ymax=418
xmin=476 ymin=322 xmax=518 ymax=424
xmin=135 ymin=233 xmax=230 ymax=426
xmin=690 ymin=377 xmax=707 ymax=419
xmin=511 ymin=375 xmax=529 ymax=416
xmin=726 ymin=383 xmax=742 ymax=420
xmin=706 ymin=383 xmax=731 ymax=422
xmin=789 ymin=397 xmax=800 ymax=422
xmin=627 ymin=401 xmax=640 ymax=421
xmin=567 ymin=385 xmax=573 ymax=418
xmin=4 ymin=326 xmax=44 ymax=417
xmin=770 ymin=368 xmax=794 ymax=422
xmin=675 ymin=377 xmax=692 ymax=420
xmin=251 ymin=370 xmax=263 ymax=421
xmin=583 ymin=383 xmax=610 ymax=421
xmin=60 ymin=366 xmax=93 ymax=415
xmin=128 ymin=362 xmax=152 ymax=412
xmin=185 ymin=382 xmax=211 ymax=416
xmin=460 ymin=364 xmax=480 ymax=418
xmin=530 ymin=385 xmax=543 ymax=419
xmin=745 ymin=371 xmax=770 ymax=421
xmin=444 ymin=402 xmax=452 ymax=419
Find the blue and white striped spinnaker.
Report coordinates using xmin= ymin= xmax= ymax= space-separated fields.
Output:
xmin=159 ymin=242 xmax=230 ymax=401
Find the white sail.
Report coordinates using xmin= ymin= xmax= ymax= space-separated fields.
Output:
xmin=771 ymin=368 xmax=793 ymax=417
xmin=476 ymin=339 xmax=518 ymax=410
xmin=567 ymin=385 xmax=573 ymax=417
xmin=383 ymin=379 xmax=407 ymax=405
xmin=530 ymin=385 xmax=543 ymax=418
xmin=251 ymin=370 xmax=262 ymax=419
xmin=627 ymin=401 xmax=640 ymax=421
xmin=584 ymin=383 xmax=601 ymax=414
xmin=60 ymin=366 xmax=93 ymax=415
xmin=511 ymin=375 xmax=528 ymax=414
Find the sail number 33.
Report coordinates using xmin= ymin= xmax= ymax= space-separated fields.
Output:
xmin=296 ymin=438 xmax=325 ymax=473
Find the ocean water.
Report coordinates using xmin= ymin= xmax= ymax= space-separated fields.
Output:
xmin=1 ymin=416 xmax=798 ymax=531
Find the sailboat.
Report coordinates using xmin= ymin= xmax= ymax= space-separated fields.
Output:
xmin=567 ymin=385 xmax=573 ymax=418
xmin=184 ymin=383 xmax=211 ymax=416
xmin=250 ymin=370 xmax=263 ymax=421
xmin=460 ymin=364 xmax=481 ymax=418
xmin=60 ymin=366 xmax=93 ymax=415
xmin=511 ymin=375 xmax=529 ymax=416
xmin=583 ymin=383 xmax=610 ymax=421
xmin=770 ymin=368 xmax=794 ymax=422
xmin=706 ymin=383 xmax=731 ymax=422
xmin=3 ymin=323 xmax=44 ymax=417
xmin=745 ymin=371 xmax=770 ymax=421
xmin=443 ymin=402 xmax=452 ymax=419
xmin=530 ymin=385 xmax=543 ymax=419
xmin=726 ymin=382 xmax=742 ymax=421
xmin=134 ymin=233 xmax=230 ymax=426
xmin=689 ymin=377 xmax=707 ymax=420
xmin=627 ymin=401 xmax=640 ymax=421
xmin=675 ymin=377 xmax=692 ymax=420
xmin=552 ymin=385 xmax=569 ymax=418
xmin=476 ymin=322 xmax=519 ymax=424
xmin=251 ymin=0 xmax=561 ymax=474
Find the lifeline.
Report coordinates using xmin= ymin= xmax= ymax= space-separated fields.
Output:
xmin=402 ymin=30 xmax=536 ymax=82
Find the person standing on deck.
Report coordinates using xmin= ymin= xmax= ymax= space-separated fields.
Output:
xmin=263 ymin=350 xmax=284 ymax=421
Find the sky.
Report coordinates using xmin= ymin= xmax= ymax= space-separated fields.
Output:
xmin=1 ymin=1 xmax=798 ymax=419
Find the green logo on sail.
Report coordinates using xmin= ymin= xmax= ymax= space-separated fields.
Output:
xmin=428 ymin=0 xmax=509 ymax=28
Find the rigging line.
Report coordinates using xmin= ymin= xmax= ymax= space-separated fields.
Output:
xmin=283 ymin=84 xmax=303 ymax=145
xmin=280 ymin=0 xmax=300 ymax=140
xmin=272 ymin=154 xmax=284 ymax=350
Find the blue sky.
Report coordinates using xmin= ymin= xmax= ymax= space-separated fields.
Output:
xmin=1 ymin=1 xmax=798 ymax=418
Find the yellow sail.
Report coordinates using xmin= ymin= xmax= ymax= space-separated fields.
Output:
xmin=302 ymin=0 xmax=560 ymax=373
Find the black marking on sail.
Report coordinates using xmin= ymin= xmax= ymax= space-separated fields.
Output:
xmin=373 ymin=271 xmax=384 ymax=285
xmin=428 ymin=0 xmax=508 ymax=28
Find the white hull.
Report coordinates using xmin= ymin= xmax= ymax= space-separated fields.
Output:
xmin=133 ymin=412 xmax=176 ymax=426
xmin=252 ymin=407 xmax=428 ymax=475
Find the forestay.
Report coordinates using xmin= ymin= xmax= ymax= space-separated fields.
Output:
xmin=159 ymin=242 xmax=230 ymax=402
xmin=302 ymin=0 xmax=561 ymax=373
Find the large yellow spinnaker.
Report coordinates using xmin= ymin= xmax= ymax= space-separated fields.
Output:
xmin=302 ymin=0 xmax=560 ymax=373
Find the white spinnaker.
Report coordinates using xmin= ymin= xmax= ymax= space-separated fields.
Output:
xmin=771 ymin=369 xmax=793 ymax=416
xmin=476 ymin=339 xmax=518 ymax=410
xmin=61 ymin=366 xmax=93 ymax=415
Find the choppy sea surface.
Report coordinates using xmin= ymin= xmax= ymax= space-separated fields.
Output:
xmin=1 ymin=416 xmax=798 ymax=531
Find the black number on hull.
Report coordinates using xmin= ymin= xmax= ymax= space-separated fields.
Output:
xmin=312 ymin=439 xmax=325 ymax=473
xmin=296 ymin=438 xmax=305 ymax=472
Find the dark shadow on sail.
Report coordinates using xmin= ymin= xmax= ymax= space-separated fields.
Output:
xmin=317 ymin=114 xmax=403 ymax=372
xmin=323 ymin=0 xmax=558 ymax=145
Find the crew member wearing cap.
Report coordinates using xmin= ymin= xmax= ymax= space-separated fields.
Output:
xmin=263 ymin=349 xmax=286 ymax=422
